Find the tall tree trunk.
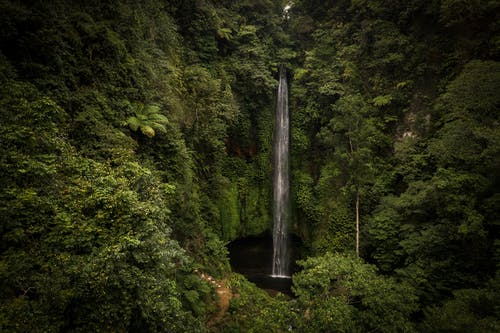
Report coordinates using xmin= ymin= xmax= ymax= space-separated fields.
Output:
xmin=355 ymin=190 xmax=360 ymax=257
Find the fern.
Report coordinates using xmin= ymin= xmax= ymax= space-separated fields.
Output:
xmin=126 ymin=103 xmax=168 ymax=138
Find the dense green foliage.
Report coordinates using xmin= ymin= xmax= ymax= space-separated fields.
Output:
xmin=0 ymin=0 xmax=286 ymax=331
xmin=1 ymin=0 xmax=499 ymax=332
xmin=288 ymin=0 xmax=500 ymax=330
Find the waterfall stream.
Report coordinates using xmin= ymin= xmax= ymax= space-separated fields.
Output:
xmin=272 ymin=66 xmax=290 ymax=278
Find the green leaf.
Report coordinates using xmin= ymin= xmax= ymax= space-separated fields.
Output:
xmin=372 ymin=95 xmax=393 ymax=107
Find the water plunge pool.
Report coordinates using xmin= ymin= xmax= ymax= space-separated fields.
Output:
xmin=227 ymin=233 xmax=301 ymax=295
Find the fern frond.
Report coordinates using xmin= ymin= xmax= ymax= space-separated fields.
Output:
xmin=150 ymin=113 xmax=169 ymax=124
xmin=152 ymin=123 xmax=167 ymax=134
xmin=132 ymin=102 xmax=145 ymax=114
xmin=145 ymin=104 xmax=160 ymax=115
xmin=127 ymin=117 xmax=140 ymax=131
xmin=127 ymin=103 xmax=168 ymax=138
xmin=141 ymin=125 xmax=155 ymax=138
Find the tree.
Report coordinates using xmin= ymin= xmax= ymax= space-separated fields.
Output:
xmin=367 ymin=59 xmax=500 ymax=303
xmin=319 ymin=94 xmax=387 ymax=257
xmin=421 ymin=276 xmax=500 ymax=332
xmin=292 ymin=252 xmax=418 ymax=332
xmin=126 ymin=103 xmax=169 ymax=138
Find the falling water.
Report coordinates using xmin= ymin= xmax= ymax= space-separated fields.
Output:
xmin=272 ymin=66 xmax=290 ymax=278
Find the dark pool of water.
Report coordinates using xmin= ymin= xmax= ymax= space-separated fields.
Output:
xmin=227 ymin=233 xmax=300 ymax=295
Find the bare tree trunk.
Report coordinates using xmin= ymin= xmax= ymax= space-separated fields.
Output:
xmin=355 ymin=190 xmax=360 ymax=257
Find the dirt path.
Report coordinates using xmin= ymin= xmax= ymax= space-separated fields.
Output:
xmin=196 ymin=271 xmax=232 ymax=326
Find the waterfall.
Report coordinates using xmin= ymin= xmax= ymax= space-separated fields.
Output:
xmin=272 ymin=66 xmax=290 ymax=278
